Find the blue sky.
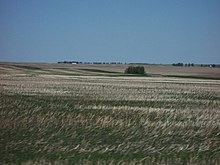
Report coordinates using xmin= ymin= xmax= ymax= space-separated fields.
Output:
xmin=1 ymin=0 xmax=220 ymax=63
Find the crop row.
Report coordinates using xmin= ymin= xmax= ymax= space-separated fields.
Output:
xmin=0 ymin=74 xmax=220 ymax=164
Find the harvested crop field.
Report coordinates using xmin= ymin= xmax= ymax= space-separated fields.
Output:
xmin=0 ymin=63 xmax=220 ymax=164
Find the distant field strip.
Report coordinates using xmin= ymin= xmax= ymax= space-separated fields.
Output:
xmin=78 ymin=68 xmax=121 ymax=74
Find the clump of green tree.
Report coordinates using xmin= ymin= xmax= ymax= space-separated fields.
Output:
xmin=125 ymin=66 xmax=145 ymax=74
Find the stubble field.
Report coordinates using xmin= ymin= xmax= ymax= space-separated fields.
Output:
xmin=0 ymin=63 xmax=220 ymax=164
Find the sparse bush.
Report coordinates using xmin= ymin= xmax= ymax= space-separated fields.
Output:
xmin=125 ymin=66 xmax=145 ymax=74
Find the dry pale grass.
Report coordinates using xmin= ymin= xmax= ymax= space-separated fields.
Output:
xmin=0 ymin=63 xmax=220 ymax=164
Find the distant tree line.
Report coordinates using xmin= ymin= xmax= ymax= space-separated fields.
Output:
xmin=58 ymin=61 xmax=80 ymax=64
xmin=92 ymin=62 xmax=123 ymax=64
xmin=172 ymin=63 xmax=194 ymax=67
xmin=125 ymin=66 xmax=145 ymax=74
xmin=57 ymin=61 xmax=152 ymax=65
xmin=57 ymin=61 xmax=123 ymax=65
xmin=172 ymin=63 xmax=219 ymax=68
xmin=200 ymin=64 xmax=216 ymax=68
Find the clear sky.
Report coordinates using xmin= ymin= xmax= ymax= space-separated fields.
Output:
xmin=1 ymin=0 xmax=220 ymax=64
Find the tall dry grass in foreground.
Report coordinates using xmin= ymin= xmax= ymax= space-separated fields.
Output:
xmin=0 ymin=65 xmax=220 ymax=164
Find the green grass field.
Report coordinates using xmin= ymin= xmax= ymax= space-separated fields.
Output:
xmin=0 ymin=63 xmax=220 ymax=164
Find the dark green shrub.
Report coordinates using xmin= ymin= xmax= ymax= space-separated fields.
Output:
xmin=125 ymin=66 xmax=145 ymax=74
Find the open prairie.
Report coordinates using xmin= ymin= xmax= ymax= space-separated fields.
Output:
xmin=0 ymin=62 xmax=220 ymax=164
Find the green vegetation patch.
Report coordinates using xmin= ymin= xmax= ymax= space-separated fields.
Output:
xmin=125 ymin=66 xmax=145 ymax=75
xmin=14 ymin=65 xmax=42 ymax=70
xmin=78 ymin=68 xmax=121 ymax=74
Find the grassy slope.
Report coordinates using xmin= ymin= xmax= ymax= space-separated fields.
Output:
xmin=1 ymin=62 xmax=220 ymax=79
xmin=0 ymin=63 xmax=220 ymax=164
